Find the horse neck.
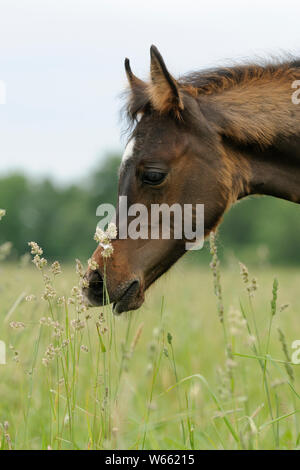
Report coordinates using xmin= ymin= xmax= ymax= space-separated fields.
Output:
xmin=201 ymin=67 xmax=300 ymax=203
xmin=224 ymin=135 xmax=300 ymax=204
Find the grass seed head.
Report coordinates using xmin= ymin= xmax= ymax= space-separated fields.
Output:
xmin=94 ymin=223 xmax=117 ymax=258
xmin=239 ymin=262 xmax=249 ymax=284
xmin=75 ymin=258 xmax=84 ymax=277
xmin=33 ymin=255 xmax=47 ymax=270
xmin=279 ymin=303 xmax=289 ymax=313
xmin=100 ymin=243 xmax=114 ymax=258
xmin=271 ymin=278 xmax=279 ymax=316
xmin=88 ymin=258 xmax=99 ymax=271
xmin=41 ymin=283 xmax=56 ymax=301
xmin=9 ymin=321 xmax=25 ymax=330
xmin=106 ymin=222 xmax=117 ymax=239
xmin=71 ymin=319 xmax=85 ymax=331
xmin=28 ymin=241 xmax=43 ymax=256
xmin=51 ymin=261 xmax=61 ymax=275
xmin=94 ymin=227 xmax=107 ymax=244
xmin=25 ymin=295 xmax=36 ymax=302
xmin=277 ymin=327 xmax=294 ymax=382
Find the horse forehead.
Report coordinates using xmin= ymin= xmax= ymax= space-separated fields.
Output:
xmin=122 ymin=137 xmax=136 ymax=164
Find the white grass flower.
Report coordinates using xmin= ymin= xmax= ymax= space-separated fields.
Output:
xmin=247 ymin=277 xmax=258 ymax=298
xmin=71 ymin=319 xmax=85 ymax=331
xmin=71 ymin=286 xmax=80 ymax=296
xmin=99 ymin=242 xmax=113 ymax=258
xmin=0 ymin=209 xmax=6 ymax=220
xmin=239 ymin=262 xmax=249 ymax=284
xmin=76 ymin=303 xmax=87 ymax=315
xmin=52 ymin=322 xmax=64 ymax=338
xmin=93 ymin=223 xmax=117 ymax=258
xmin=28 ymin=241 xmax=43 ymax=256
xmin=77 ymin=292 xmax=85 ymax=304
xmin=25 ymin=295 xmax=36 ymax=302
xmin=32 ymin=255 xmax=47 ymax=270
xmin=51 ymin=261 xmax=61 ymax=276
xmin=88 ymin=258 xmax=99 ymax=270
xmin=106 ymin=222 xmax=117 ymax=240
xmin=9 ymin=321 xmax=25 ymax=329
xmin=94 ymin=227 xmax=107 ymax=244
xmin=80 ymin=278 xmax=89 ymax=289
xmin=56 ymin=296 xmax=65 ymax=305
xmin=43 ymin=343 xmax=60 ymax=364
xmin=41 ymin=283 xmax=56 ymax=300
xmin=75 ymin=258 xmax=84 ymax=277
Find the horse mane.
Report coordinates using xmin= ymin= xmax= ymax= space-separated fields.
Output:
xmin=179 ymin=57 xmax=300 ymax=95
xmin=123 ymin=57 xmax=300 ymax=146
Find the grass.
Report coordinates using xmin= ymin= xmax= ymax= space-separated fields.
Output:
xmin=1 ymin=240 xmax=300 ymax=450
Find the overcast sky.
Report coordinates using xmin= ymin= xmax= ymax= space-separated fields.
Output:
xmin=0 ymin=0 xmax=299 ymax=183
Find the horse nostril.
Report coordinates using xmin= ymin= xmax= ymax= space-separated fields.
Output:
xmin=88 ymin=269 xmax=103 ymax=286
xmin=85 ymin=269 xmax=105 ymax=305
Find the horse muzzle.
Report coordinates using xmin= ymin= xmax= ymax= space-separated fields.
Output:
xmin=83 ymin=269 xmax=144 ymax=315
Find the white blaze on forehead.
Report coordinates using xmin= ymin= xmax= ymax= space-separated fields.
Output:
xmin=122 ymin=137 xmax=136 ymax=164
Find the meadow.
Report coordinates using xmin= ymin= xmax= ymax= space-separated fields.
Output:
xmin=1 ymin=237 xmax=300 ymax=450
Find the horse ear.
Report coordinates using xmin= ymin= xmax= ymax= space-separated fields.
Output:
xmin=149 ymin=45 xmax=184 ymax=116
xmin=125 ymin=58 xmax=147 ymax=91
xmin=124 ymin=58 xmax=148 ymax=119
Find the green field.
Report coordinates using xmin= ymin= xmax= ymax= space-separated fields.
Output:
xmin=1 ymin=245 xmax=300 ymax=450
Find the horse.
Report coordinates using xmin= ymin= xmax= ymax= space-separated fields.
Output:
xmin=83 ymin=45 xmax=300 ymax=314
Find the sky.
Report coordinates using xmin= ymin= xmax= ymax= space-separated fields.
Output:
xmin=0 ymin=0 xmax=299 ymax=183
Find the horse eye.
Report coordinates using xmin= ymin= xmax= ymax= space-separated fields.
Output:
xmin=142 ymin=171 xmax=166 ymax=186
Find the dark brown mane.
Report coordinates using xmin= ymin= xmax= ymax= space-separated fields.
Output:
xmin=179 ymin=58 xmax=300 ymax=95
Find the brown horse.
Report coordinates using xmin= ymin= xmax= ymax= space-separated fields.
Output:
xmin=84 ymin=46 xmax=300 ymax=314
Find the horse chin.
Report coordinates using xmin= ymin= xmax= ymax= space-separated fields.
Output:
xmin=112 ymin=279 xmax=144 ymax=315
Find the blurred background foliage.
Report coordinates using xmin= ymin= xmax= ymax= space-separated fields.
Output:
xmin=0 ymin=152 xmax=299 ymax=265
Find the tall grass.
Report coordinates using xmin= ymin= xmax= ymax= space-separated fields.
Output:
xmin=0 ymin=216 xmax=300 ymax=449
